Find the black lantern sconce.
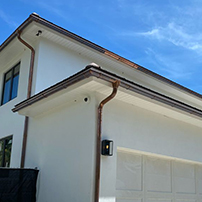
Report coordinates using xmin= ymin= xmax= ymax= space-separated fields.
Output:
xmin=102 ymin=140 xmax=113 ymax=156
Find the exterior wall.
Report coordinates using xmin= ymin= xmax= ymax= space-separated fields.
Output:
xmin=23 ymin=89 xmax=202 ymax=202
xmin=24 ymin=95 xmax=97 ymax=202
xmin=98 ymin=95 xmax=202 ymax=202
xmin=33 ymin=38 xmax=92 ymax=94
xmin=31 ymin=37 xmax=202 ymax=109
xmin=32 ymin=37 xmax=148 ymax=94
xmin=0 ymin=49 xmax=30 ymax=167
xmin=1 ymin=21 xmax=202 ymax=202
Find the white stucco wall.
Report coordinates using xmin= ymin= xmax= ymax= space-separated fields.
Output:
xmin=1 ymin=23 xmax=202 ymax=202
xmin=22 ymin=88 xmax=202 ymax=202
xmin=99 ymin=96 xmax=202 ymax=202
xmin=33 ymin=38 xmax=92 ymax=94
xmin=31 ymin=37 xmax=202 ymax=111
xmin=25 ymin=95 xmax=97 ymax=202
xmin=0 ymin=49 xmax=30 ymax=167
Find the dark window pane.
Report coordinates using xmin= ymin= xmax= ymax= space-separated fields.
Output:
xmin=0 ymin=140 xmax=4 ymax=167
xmin=2 ymin=79 xmax=11 ymax=104
xmin=14 ymin=64 xmax=20 ymax=75
xmin=11 ymin=74 xmax=19 ymax=99
xmin=1 ymin=63 xmax=20 ymax=105
xmin=5 ymin=70 xmax=12 ymax=81
xmin=4 ymin=137 xmax=12 ymax=167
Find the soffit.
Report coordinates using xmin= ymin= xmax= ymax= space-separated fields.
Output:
xmin=0 ymin=23 xmax=39 ymax=69
xmin=0 ymin=39 xmax=24 ymax=69
xmin=1 ymin=19 xmax=202 ymax=109
xmin=21 ymin=23 xmax=202 ymax=109
xmin=23 ymin=22 xmax=104 ymax=57
xmin=17 ymin=77 xmax=202 ymax=128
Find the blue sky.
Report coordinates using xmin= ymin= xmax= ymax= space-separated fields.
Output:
xmin=1 ymin=0 xmax=202 ymax=94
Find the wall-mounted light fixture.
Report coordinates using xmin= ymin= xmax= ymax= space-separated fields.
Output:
xmin=102 ymin=140 xmax=113 ymax=156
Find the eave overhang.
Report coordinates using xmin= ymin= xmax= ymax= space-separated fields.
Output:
xmin=12 ymin=67 xmax=202 ymax=127
xmin=1 ymin=13 xmax=202 ymax=101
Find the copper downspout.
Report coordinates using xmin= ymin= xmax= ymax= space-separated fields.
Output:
xmin=94 ymin=80 xmax=120 ymax=202
xmin=17 ymin=31 xmax=35 ymax=168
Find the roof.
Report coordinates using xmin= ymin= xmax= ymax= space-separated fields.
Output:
xmin=1 ymin=13 xmax=202 ymax=100
xmin=12 ymin=66 xmax=202 ymax=121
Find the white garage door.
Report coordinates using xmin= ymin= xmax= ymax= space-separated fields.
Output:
xmin=116 ymin=150 xmax=202 ymax=202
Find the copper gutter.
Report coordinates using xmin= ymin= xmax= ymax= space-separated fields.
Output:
xmin=94 ymin=80 xmax=120 ymax=202
xmin=11 ymin=65 xmax=202 ymax=198
xmin=17 ymin=31 xmax=35 ymax=168
xmin=0 ymin=15 xmax=34 ymax=52
xmin=12 ymin=67 xmax=202 ymax=118
xmin=1 ymin=13 xmax=202 ymax=100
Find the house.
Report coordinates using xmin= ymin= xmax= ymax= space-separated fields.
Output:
xmin=1 ymin=13 xmax=202 ymax=202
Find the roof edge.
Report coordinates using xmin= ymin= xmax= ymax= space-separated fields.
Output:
xmin=12 ymin=66 xmax=202 ymax=119
xmin=0 ymin=13 xmax=36 ymax=51
xmin=1 ymin=13 xmax=202 ymax=100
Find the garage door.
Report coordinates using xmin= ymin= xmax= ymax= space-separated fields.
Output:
xmin=116 ymin=149 xmax=202 ymax=202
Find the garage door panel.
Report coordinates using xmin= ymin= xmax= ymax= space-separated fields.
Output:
xmin=116 ymin=152 xmax=142 ymax=191
xmin=116 ymin=150 xmax=202 ymax=202
xmin=147 ymin=199 xmax=172 ymax=202
xmin=197 ymin=166 xmax=202 ymax=194
xmin=198 ymin=195 xmax=202 ymax=200
xmin=116 ymin=199 xmax=142 ymax=202
xmin=146 ymin=157 xmax=172 ymax=193
xmin=175 ymin=193 xmax=198 ymax=200
xmin=173 ymin=162 xmax=196 ymax=194
xmin=116 ymin=190 xmax=143 ymax=199
xmin=146 ymin=192 xmax=173 ymax=198
xmin=175 ymin=178 xmax=195 ymax=194
xmin=176 ymin=200 xmax=196 ymax=202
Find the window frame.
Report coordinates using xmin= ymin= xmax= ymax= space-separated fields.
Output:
xmin=0 ymin=135 xmax=13 ymax=167
xmin=1 ymin=62 xmax=20 ymax=105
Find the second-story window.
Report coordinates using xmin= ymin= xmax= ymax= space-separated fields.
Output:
xmin=1 ymin=63 xmax=20 ymax=105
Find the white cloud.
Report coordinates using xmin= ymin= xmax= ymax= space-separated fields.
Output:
xmin=145 ymin=48 xmax=192 ymax=80
xmin=138 ymin=28 xmax=163 ymax=40
xmin=140 ymin=29 xmax=159 ymax=36
xmin=37 ymin=2 xmax=66 ymax=19
xmin=0 ymin=10 xmax=18 ymax=28
xmin=138 ymin=22 xmax=202 ymax=55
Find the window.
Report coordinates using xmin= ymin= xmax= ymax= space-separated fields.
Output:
xmin=0 ymin=136 xmax=13 ymax=167
xmin=1 ymin=63 xmax=20 ymax=105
